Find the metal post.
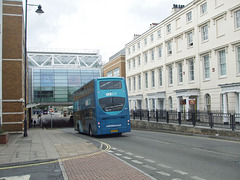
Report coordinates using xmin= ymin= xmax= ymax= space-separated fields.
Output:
xmin=209 ymin=112 xmax=213 ymax=128
xmin=147 ymin=110 xmax=150 ymax=121
xmin=133 ymin=110 xmax=135 ymax=120
xmin=156 ymin=109 xmax=158 ymax=122
xmin=23 ymin=0 xmax=28 ymax=137
xmin=230 ymin=114 xmax=235 ymax=131
xmin=140 ymin=109 xmax=142 ymax=120
xmin=51 ymin=112 xmax=53 ymax=129
xmin=166 ymin=111 xmax=169 ymax=123
xmin=178 ymin=112 xmax=181 ymax=125
xmin=192 ymin=111 xmax=196 ymax=127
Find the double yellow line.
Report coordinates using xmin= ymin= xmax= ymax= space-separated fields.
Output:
xmin=0 ymin=140 xmax=111 ymax=170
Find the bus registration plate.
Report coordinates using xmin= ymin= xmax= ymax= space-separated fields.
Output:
xmin=111 ymin=130 xmax=118 ymax=133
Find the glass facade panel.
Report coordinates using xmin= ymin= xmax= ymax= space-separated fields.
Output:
xmin=30 ymin=68 xmax=100 ymax=103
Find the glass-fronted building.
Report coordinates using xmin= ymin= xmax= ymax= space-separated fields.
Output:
xmin=28 ymin=49 xmax=102 ymax=105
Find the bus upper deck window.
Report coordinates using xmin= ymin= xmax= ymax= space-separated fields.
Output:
xmin=100 ymin=81 xmax=122 ymax=90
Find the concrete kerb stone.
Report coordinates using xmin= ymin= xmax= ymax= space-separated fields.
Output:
xmin=131 ymin=120 xmax=240 ymax=140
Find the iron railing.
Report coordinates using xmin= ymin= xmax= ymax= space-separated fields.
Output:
xmin=131 ymin=109 xmax=240 ymax=131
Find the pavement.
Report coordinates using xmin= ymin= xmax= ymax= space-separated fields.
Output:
xmin=0 ymin=128 xmax=153 ymax=180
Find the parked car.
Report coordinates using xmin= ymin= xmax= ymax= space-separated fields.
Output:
xmin=43 ymin=110 xmax=48 ymax=115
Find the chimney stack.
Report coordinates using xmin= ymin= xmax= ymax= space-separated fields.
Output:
xmin=171 ymin=4 xmax=185 ymax=13
xmin=149 ymin=23 xmax=158 ymax=29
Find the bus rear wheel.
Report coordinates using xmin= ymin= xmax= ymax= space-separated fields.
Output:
xmin=89 ymin=125 xmax=93 ymax=137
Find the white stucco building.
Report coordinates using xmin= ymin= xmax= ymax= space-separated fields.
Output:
xmin=125 ymin=0 xmax=240 ymax=123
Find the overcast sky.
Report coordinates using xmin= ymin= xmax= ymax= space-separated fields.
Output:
xmin=25 ymin=0 xmax=192 ymax=63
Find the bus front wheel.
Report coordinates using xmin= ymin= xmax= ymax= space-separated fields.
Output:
xmin=89 ymin=125 xmax=93 ymax=137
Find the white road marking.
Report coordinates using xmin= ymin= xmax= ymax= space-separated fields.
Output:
xmin=107 ymin=150 xmax=114 ymax=153
xmin=0 ymin=175 xmax=31 ymax=180
xmin=125 ymin=152 xmax=134 ymax=155
xmin=193 ymin=148 xmax=238 ymax=158
xmin=156 ymin=171 xmax=171 ymax=176
xmin=142 ymin=165 xmax=157 ymax=170
xmin=123 ymin=156 xmax=132 ymax=160
xmin=132 ymin=160 xmax=143 ymax=164
xmin=111 ymin=147 xmax=117 ymax=150
xmin=157 ymin=164 xmax=172 ymax=169
xmin=173 ymin=170 xmax=188 ymax=175
xmin=135 ymin=155 xmax=144 ymax=159
xmin=172 ymin=178 xmax=182 ymax=180
xmin=114 ymin=153 xmax=122 ymax=156
xmin=116 ymin=149 xmax=125 ymax=152
xmin=144 ymin=159 xmax=155 ymax=163
xmin=136 ymin=136 xmax=170 ymax=144
xmin=191 ymin=176 xmax=206 ymax=180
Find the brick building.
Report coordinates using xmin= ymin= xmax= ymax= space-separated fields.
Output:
xmin=1 ymin=0 xmax=26 ymax=132
xmin=103 ymin=49 xmax=126 ymax=78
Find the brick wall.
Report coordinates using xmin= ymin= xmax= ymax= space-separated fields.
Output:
xmin=2 ymin=0 xmax=25 ymax=132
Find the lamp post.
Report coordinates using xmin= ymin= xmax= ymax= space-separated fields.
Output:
xmin=24 ymin=0 xmax=44 ymax=137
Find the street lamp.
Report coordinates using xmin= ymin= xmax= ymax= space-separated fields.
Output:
xmin=24 ymin=1 xmax=44 ymax=137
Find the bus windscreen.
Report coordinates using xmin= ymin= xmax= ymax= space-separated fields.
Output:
xmin=99 ymin=97 xmax=125 ymax=112
xmin=100 ymin=81 xmax=122 ymax=90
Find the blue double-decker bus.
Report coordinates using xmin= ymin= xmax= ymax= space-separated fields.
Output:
xmin=73 ymin=77 xmax=131 ymax=136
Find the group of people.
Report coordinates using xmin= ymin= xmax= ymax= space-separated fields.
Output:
xmin=30 ymin=111 xmax=42 ymax=127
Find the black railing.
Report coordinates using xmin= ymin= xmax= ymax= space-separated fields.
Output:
xmin=130 ymin=109 xmax=240 ymax=131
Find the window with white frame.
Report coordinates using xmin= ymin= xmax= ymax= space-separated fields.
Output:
xmin=133 ymin=76 xmax=136 ymax=91
xmin=201 ymin=2 xmax=207 ymax=15
xmin=144 ymin=52 xmax=148 ymax=63
xmin=203 ymin=54 xmax=210 ymax=79
xmin=158 ymin=45 xmax=162 ymax=58
xmin=187 ymin=32 xmax=193 ymax=47
xmin=167 ymin=41 xmax=172 ymax=55
xmin=144 ymin=38 xmax=147 ymax=45
xmin=128 ymin=78 xmax=131 ymax=91
xmin=128 ymin=60 xmax=131 ymax=70
xmin=169 ymin=65 xmax=173 ymax=85
xmin=189 ymin=59 xmax=194 ymax=81
xmin=133 ymin=58 xmax=136 ymax=68
xmin=152 ymin=70 xmax=155 ymax=88
xmin=152 ymin=99 xmax=155 ymax=110
xmin=145 ymin=72 xmax=148 ymax=89
xmin=151 ymin=34 xmax=154 ymax=42
xmin=202 ymin=24 xmax=208 ymax=41
xmin=138 ymin=42 xmax=141 ymax=49
xmin=158 ymin=29 xmax=161 ymax=38
xmin=151 ymin=49 xmax=154 ymax=61
xmin=167 ymin=24 xmax=171 ymax=33
xmin=186 ymin=11 xmax=192 ymax=22
xmin=237 ymin=46 xmax=240 ymax=74
xmin=138 ymin=56 xmax=141 ymax=66
xmin=113 ymin=67 xmax=119 ymax=77
xmin=145 ymin=98 xmax=148 ymax=109
xmin=205 ymin=94 xmax=211 ymax=112
xmin=128 ymin=48 xmax=131 ymax=55
xmin=235 ymin=9 xmax=240 ymax=29
xmin=107 ymin=71 xmax=112 ymax=77
xmin=159 ymin=68 xmax=163 ymax=86
xmin=138 ymin=74 xmax=141 ymax=90
xmin=169 ymin=96 xmax=173 ymax=110
xmin=218 ymin=49 xmax=226 ymax=76
xmin=133 ymin=45 xmax=135 ymax=52
xmin=178 ymin=62 xmax=183 ymax=83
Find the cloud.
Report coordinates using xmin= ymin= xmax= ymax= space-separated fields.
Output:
xmin=26 ymin=0 xmax=192 ymax=62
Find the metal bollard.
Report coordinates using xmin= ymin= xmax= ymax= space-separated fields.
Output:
xmin=166 ymin=111 xmax=169 ymax=123
xmin=147 ymin=111 xmax=150 ymax=121
xmin=178 ymin=112 xmax=181 ymax=125
xmin=133 ymin=110 xmax=136 ymax=120
xmin=192 ymin=112 xmax=196 ymax=126
xmin=156 ymin=110 xmax=159 ymax=122
xmin=140 ymin=110 xmax=142 ymax=120
xmin=230 ymin=114 xmax=235 ymax=131
xmin=209 ymin=113 xmax=214 ymax=128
